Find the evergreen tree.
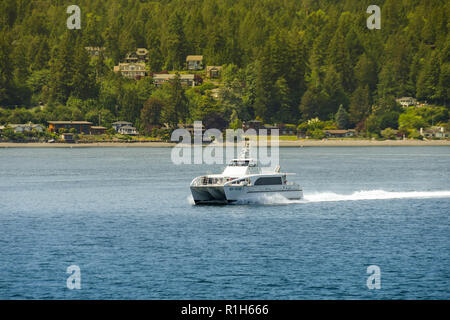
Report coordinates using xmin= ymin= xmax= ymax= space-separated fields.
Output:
xmin=335 ymin=104 xmax=350 ymax=129
xmin=48 ymin=32 xmax=76 ymax=104
xmin=165 ymin=13 xmax=187 ymax=70
xmin=349 ymin=85 xmax=370 ymax=126
xmin=71 ymin=42 xmax=97 ymax=100
xmin=141 ymin=96 xmax=164 ymax=134
xmin=0 ymin=31 xmax=13 ymax=105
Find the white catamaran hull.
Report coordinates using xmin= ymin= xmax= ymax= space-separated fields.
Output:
xmin=190 ymin=185 xmax=303 ymax=204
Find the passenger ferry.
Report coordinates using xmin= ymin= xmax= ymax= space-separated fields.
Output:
xmin=190 ymin=143 xmax=303 ymax=204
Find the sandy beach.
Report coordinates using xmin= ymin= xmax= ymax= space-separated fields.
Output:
xmin=1 ymin=139 xmax=449 ymax=148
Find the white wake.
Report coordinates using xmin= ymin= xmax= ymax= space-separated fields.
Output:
xmin=234 ymin=190 xmax=450 ymax=205
xmin=302 ymin=190 xmax=450 ymax=203
xmin=189 ymin=190 xmax=450 ymax=205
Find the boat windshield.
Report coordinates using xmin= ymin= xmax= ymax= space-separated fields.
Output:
xmin=229 ymin=160 xmax=250 ymax=167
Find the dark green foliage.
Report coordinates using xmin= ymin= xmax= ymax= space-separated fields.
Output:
xmin=335 ymin=104 xmax=350 ymax=129
xmin=0 ymin=0 xmax=448 ymax=134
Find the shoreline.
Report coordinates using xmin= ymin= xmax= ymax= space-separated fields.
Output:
xmin=1 ymin=139 xmax=449 ymax=148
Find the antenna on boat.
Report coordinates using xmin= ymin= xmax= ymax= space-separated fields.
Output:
xmin=239 ymin=137 xmax=250 ymax=159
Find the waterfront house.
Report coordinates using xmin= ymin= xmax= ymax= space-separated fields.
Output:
xmin=186 ymin=55 xmax=203 ymax=70
xmin=243 ymin=120 xmax=263 ymax=132
xmin=206 ymin=66 xmax=222 ymax=79
xmin=112 ymin=121 xmax=133 ymax=132
xmin=324 ymin=129 xmax=356 ymax=138
xmin=61 ymin=133 xmax=75 ymax=143
xmin=118 ymin=125 xmax=138 ymax=135
xmin=48 ymin=121 xmax=92 ymax=134
xmin=90 ymin=126 xmax=107 ymax=135
xmin=420 ymin=127 xmax=449 ymax=139
xmin=6 ymin=123 xmax=45 ymax=133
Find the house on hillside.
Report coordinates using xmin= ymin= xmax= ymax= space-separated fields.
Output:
xmin=124 ymin=48 xmax=149 ymax=63
xmin=396 ymin=97 xmax=418 ymax=107
xmin=114 ymin=48 xmax=149 ymax=79
xmin=206 ymin=66 xmax=222 ymax=79
xmin=114 ymin=62 xmax=147 ymax=79
xmin=153 ymin=74 xmax=197 ymax=87
xmin=186 ymin=55 xmax=204 ymax=70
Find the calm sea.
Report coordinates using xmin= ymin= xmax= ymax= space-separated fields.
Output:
xmin=0 ymin=146 xmax=449 ymax=299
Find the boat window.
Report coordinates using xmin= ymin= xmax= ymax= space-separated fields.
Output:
xmin=254 ymin=177 xmax=282 ymax=185
xmin=230 ymin=160 xmax=250 ymax=166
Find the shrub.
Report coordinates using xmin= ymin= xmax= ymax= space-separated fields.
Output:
xmin=408 ymin=130 xmax=423 ymax=140
xmin=308 ymin=128 xmax=326 ymax=139
xmin=381 ymin=128 xmax=397 ymax=140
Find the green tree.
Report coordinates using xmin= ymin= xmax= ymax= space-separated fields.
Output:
xmin=335 ymin=104 xmax=350 ymax=129
xmin=141 ymin=97 xmax=164 ymax=134
xmin=165 ymin=13 xmax=187 ymax=70
xmin=349 ymin=85 xmax=370 ymax=126
xmin=48 ymin=32 xmax=76 ymax=104
xmin=0 ymin=31 xmax=13 ymax=105
xmin=71 ymin=42 xmax=97 ymax=100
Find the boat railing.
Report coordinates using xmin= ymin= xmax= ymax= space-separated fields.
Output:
xmin=224 ymin=177 xmax=251 ymax=187
xmin=191 ymin=176 xmax=227 ymax=186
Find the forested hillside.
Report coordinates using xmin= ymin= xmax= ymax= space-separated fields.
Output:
xmin=0 ymin=0 xmax=448 ymax=135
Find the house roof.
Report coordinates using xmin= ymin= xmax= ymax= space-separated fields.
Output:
xmin=48 ymin=121 xmax=92 ymax=125
xmin=324 ymin=130 xmax=354 ymax=134
xmin=90 ymin=126 xmax=107 ymax=130
xmin=112 ymin=121 xmax=133 ymax=125
xmin=8 ymin=123 xmax=43 ymax=128
xmin=136 ymin=48 xmax=148 ymax=55
xmin=206 ymin=66 xmax=222 ymax=71
xmin=153 ymin=74 xmax=195 ymax=80
xmin=186 ymin=55 xmax=203 ymax=61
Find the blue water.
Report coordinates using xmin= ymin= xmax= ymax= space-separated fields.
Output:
xmin=0 ymin=146 xmax=449 ymax=299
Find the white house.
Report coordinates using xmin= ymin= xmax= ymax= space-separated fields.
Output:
xmin=6 ymin=123 xmax=45 ymax=133
xmin=112 ymin=121 xmax=133 ymax=132
xmin=118 ymin=125 xmax=138 ymax=135
xmin=420 ymin=127 xmax=448 ymax=139
xmin=396 ymin=97 xmax=418 ymax=107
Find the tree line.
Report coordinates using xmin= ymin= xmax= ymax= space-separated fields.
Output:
xmin=0 ymin=0 xmax=448 ymax=137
